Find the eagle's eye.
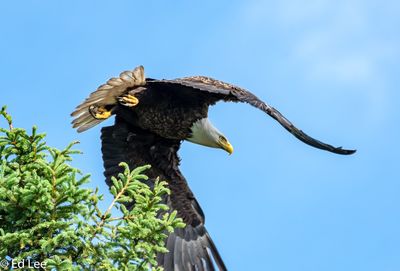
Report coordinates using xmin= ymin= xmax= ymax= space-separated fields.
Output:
xmin=219 ymin=136 xmax=227 ymax=143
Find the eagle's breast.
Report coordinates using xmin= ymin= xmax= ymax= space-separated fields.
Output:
xmin=127 ymin=88 xmax=209 ymax=140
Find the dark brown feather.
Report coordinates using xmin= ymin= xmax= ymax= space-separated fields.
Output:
xmin=101 ymin=116 xmax=227 ymax=271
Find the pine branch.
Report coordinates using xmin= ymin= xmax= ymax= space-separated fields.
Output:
xmin=0 ymin=106 xmax=13 ymax=130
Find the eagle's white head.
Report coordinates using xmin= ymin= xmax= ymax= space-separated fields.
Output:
xmin=187 ymin=118 xmax=233 ymax=155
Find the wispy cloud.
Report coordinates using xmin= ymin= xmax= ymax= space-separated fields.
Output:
xmin=243 ymin=0 xmax=398 ymax=83
xmin=240 ymin=0 xmax=399 ymax=121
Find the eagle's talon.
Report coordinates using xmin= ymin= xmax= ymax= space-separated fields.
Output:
xmin=89 ymin=105 xmax=112 ymax=119
xmin=118 ymin=94 xmax=139 ymax=107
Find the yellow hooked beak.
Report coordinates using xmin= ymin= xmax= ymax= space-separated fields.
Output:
xmin=219 ymin=139 xmax=234 ymax=155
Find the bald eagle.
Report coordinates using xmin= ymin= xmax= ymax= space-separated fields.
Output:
xmin=71 ymin=66 xmax=355 ymax=271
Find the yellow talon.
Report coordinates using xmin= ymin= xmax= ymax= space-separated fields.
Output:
xmin=89 ymin=105 xmax=112 ymax=119
xmin=119 ymin=94 xmax=139 ymax=107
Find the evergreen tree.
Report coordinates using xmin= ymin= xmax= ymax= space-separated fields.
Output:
xmin=0 ymin=106 xmax=184 ymax=270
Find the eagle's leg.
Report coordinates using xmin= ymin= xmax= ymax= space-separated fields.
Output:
xmin=89 ymin=105 xmax=113 ymax=119
xmin=118 ymin=94 xmax=139 ymax=107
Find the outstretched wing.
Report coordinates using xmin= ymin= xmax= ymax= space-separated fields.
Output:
xmin=149 ymin=76 xmax=356 ymax=155
xmin=101 ymin=116 xmax=227 ymax=271
xmin=71 ymin=66 xmax=146 ymax=132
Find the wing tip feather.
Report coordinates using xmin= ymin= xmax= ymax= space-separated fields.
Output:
xmin=334 ymin=147 xmax=356 ymax=155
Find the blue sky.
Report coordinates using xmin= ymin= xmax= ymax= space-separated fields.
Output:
xmin=1 ymin=1 xmax=399 ymax=270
